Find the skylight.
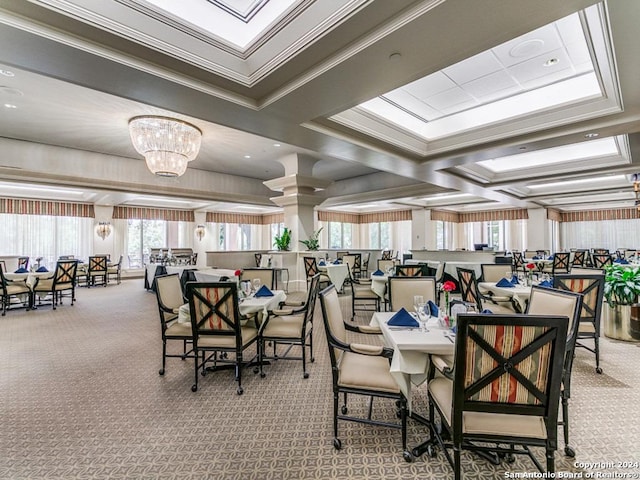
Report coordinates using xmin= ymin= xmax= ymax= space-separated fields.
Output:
xmin=478 ymin=137 xmax=620 ymax=173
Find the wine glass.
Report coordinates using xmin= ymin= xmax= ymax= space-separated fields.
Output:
xmin=241 ymin=281 xmax=251 ymax=298
xmin=252 ymin=278 xmax=261 ymax=293
xmin=413 ymin=295 xmax=425 ymax=330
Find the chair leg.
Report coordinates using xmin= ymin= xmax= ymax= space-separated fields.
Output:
xmin=546 ymin=448 xmax=555 ymax=474
xmin=259 ymin=339 xmax=266 ymax=378
xmin=309 ymin=330 xmax=315 ymax=363
xmin=236 ymin=352 xmax=243 ymax=395
xmin=159 ymin=340 xmax=167 ymax=375
xmin=562 ymin=395 xmax=575 ymax=457
xmin=453 ymin=447 xmax=462 ymax=480
xmin=191 ymin=349 xmax=199 ymax=392
xmin=333 ymin=391 xmax=341 ymax=449
xmin=595 ymin=336 xmax=602 ymax=374
xmin=301 ymin=337 xmax=309 ymax=379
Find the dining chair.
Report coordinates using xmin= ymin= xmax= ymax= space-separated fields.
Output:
xmin=87 ymin=255 xmax=108 ymax=287
xmin=512 ymin=251 xmax=525 ymax=272
xmin=480 ymin=263 xmax=511 ymax=283
xmin=348 ymin=264 xmax=380 ymax=320
xmin=525 ymin=285 xmax=583 ymax=458
xmin=32 ymin=260 xmax=78 ymax=310
xmin=381 ymin=249 xmax=393 ymax=260
xmin=342 ymin=254 xmax=357 ymax=282
xmin=361 ymin=252 xmax=371 ymax=277
xmin=377 ymin=259 xmax=395 ymax=273
xmin=0 ymin=262 xmax=32 ymax=315
xmin=336 ymin=251 xmax=349 ymax=261
xmin=551 ymin=252 xmax=571 ymax=274
xmin=426 ymin=312 xmax=569 ymax=478
xmin=254 ymin=253 xmax=262 ymax=267
xmin=107 ymin=255 xmax=123 ymax=285
xmin=571 ymin=250 xmax=587 ymax=268
xmin=303 ymin=256 xmax=331 ymax=289
xmin=17 ymin=256 xmax=29 ymax=271
xmin=186 ymin=281 xmax=259 ymax=394
xmin=318 ymin=284 xmax=412 ymax=461
xmin=387 ymin=276 xmax=436 ymax=312
xmin=591 ymin=253 xmax=613 ymax=269
xmin=155 ymin=273 xmax=193 ymax=376
xmin=394 ymin=264 xmax=427 ymax=277
xmin=456 ymin=267 xmax=515 ymax=313
xmin=258 ymin=273 xmax=321 ymax=379
xmin=240 ymin=268 xmax=275 ymax=290
xmin=553 ymin=273 xmax=605 ymax=374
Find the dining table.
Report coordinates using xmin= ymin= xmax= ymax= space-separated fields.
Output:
xmin=370 ymin=272 xmax=390 ymax=299
xmin=5 ymin=270 xmax=55 ymax=288
xmin=193 ymin=268 xmax=239 ymax=282
xmin=317 ymin=263 xmax=349 ymax=292
xmin=478 ymin=281 xmax=532 ymax=313
xmin=369 ymin=311 xmax=455 ymax=407
xmin=177 ymin=289 xmax=287 ymax=325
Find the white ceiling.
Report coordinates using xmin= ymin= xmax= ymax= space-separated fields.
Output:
xmin=0 ymin=0 xmax=639 ymax=215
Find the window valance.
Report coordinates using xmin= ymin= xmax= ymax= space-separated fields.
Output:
xmin=560 ymin=208 xmax=640 ymax=222
xmin=431 ymin=209 xmax=460 ymax=223
xmin=206 ymin=212 xmax=277 ymax=225
xmin=0 ymin=198 xmax=94 ymax=218
xmin=318 ymin=210 xmax=411 ymax=224
xmin=113 ymin=206 xmax=194 ymax=222
xmin=458 ymin=209 xmax=529 ymax=223
xmin=547 ymin=208 xmax=562 ymax=222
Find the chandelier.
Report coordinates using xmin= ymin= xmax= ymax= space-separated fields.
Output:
xmin=97 ymin=222 xmax=112 ymax=240
xmin=129 ymin=116 xmax=202 ymax=177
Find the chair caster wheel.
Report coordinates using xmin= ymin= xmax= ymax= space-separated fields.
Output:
xmin=564 ymin=446 xmax=576 ymax=457
xmin=201 ymin=370 xmax=206 ymax=376
xmin=237 ymin=387 xmax=243 ymax=395
xmin=403 ymin=451 xmax=414 ymax=463
xmin=253 ymin=367 xmax=259 ymax=374
xmin=260 ymin=372 xmax=266 ymax=378
xmin=427 ymin=445 xmax=437 ymax=458
xmin=333 ymin=438 xmax=342 ymax=450
xmin=158 ymin=369 xmax=165 ymax=376
xmin=505 ymin=453 xmax=516 ymax=463
xmin=303 ymin=372 xmax=309 ymax=379
xmin=596 ymin=367 xmax=603 ymax=374
xmin=310 ymin=358 xmax=315 ymax=363
xmin=191 ymin=385 xmax=197 ymax=392
xmin=341 ymin=406 xmax=348 ymax=415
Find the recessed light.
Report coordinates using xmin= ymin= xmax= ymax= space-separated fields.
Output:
xmin=389 ymin=52 xmax=402 ymax=61
xmin=584 ymin=133 xmax=599 ymax=138
xmin=0 ymin=69 xmax=14 ymax=77
xmin=244 ymin=155 xmax=251 ymax=159
xmin=519 ymin=146 xmax=527 ymax=150
xmin=273 ymin=143 xmax=281 ymax=147
xmin=4 ymin=103 xmax=17 ymax=109
xmin=543 ymin=58 xmax=559 ymax=67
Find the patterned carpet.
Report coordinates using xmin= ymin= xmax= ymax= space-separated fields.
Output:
xmin=1 ymin=280 xmax=639 ymax=479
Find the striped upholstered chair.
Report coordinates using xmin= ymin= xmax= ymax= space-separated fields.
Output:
xmin=426 ymin=313 xmax=569 ymax=478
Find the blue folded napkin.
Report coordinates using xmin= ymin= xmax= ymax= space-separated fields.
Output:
xmin=318 ymin=260 xmax=326 ymax=266
xmin=333 ymin=259 xmax=341 ymax=264
xmin=538 ymin=280 xmax=554 ymax=288
xmin=615 ymin=258 xmax=629 ymax=264
xmin=481 ymin=309 xmax=493 ymax=314
xmin=533 ymin=255 xmax=542 ymax=260
xmin=14 ymin=267 xmax=28 ymax=273
xmin=548 ymin=255 xmax=555 ymax=260
xmin=372 ymin=269 xmax=384 ymax=276
xmin=36 ymin=266 xmax=48 ymax=272
xmin=496 ymin=278 xmax=515 ymax=288
xmin=510 ymin=275 xmax=519 ymax=285
xmin=387 ymin=307 xmax=419 ymax=327
xmin=254 ymin=285 xmax=274 ymax=297
xmin=427 ymin=300 xmax=439 ymax=317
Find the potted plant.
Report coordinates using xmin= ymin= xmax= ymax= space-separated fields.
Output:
xmin=603 ymin=264 xmax=640 ymax=341
xmin=299 ymin=227 xmax=323 ymax=251
xmin=273 ymin=227 xmax=291 ymax=251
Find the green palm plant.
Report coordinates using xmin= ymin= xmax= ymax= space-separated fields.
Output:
xmin=273 ymin=227 xmax=291 ymax=251
xmin=299 ymin=227 xmax=323 ymax=251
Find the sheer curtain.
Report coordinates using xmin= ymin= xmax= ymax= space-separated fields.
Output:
xmin=0 ymin=213 xmax=93 ymax=268
xmin=561 ymin=219 xmax=640 ymax=250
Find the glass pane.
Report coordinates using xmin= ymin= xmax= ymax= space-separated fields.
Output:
xmin=329 ymin=222 xmax=342 ymax=249
xmin=343 ymin=223 xmax=352 ymax=249
xmin=369 ymin=223 xmax=380 ymax=249
xmin=380 ymin=222 xmax=391 ymax=249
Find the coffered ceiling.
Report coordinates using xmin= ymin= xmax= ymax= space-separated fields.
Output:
xmin=0 ymin=0 xmax=639 ymax=214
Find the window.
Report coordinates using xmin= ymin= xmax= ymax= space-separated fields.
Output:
xmin=368 ymin=222 xmax=390 ymax=249
xmin=436 ymin=221 xmax=446 ymax=249
xmin=329 ymin=222 xmax=352 ymax=249
xmin=0 ymin=214 xmax=93 ymax=268
xmin=218 ymin=223 xmax=254 ymax=250
xmin=126 ymin=219 xmax=166 ymax=266
xmin=486 ymin=221 xmax=502 ymax=249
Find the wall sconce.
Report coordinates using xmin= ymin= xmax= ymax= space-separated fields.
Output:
xmin=195 ymin=224 xmax=206 ymax=241
xmin=96 ymin=222 xmax=112 ymax=240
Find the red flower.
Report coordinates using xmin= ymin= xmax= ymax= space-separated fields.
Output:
xmin=234 ymin=269 xmax=242 ymax=277
xmin=525 ymin=263 xmax=535 ymax=270
xmin=442 ymin=280 xmax=456 ymax=292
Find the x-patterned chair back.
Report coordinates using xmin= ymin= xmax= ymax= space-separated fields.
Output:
xmin=388 ymin=276 xmax=436 ymax=312
xmin=17 ymin=256 xmax=29 ymax=270
xmin=512 ymin=251 xmax=525 ymax=272
xmin=87 ymin=255 xmax=108 ymax=287
xmin=381 ymin=250 xmax=393 ymax=260
xmin=571 ymin=250 xmax=587 ymax=267
xmin=0 ymin=262 xmax=33 ymax=315
xmin=33 ymin=260 xmax=79 ymax=309
xmin=456 ymin=267 xmax=482 ymax=312
xmin=551 ymin=252 xmax=570 ymax=274
xmin=303 ymin=256 xmax=320 ymax=278
xmin=553 ymin=274 xmax=604 ymax=374
xmin=428 ymin=313 xmax=568 ymax=478
xmin=186 ymin=282 xmax=258 ymax=394
xmin=526 ymin=285 xmax=583 ymax=456
xmin=155 ymin=274 xmax=192 ymax=376
xmin=591 ymin=253 xmax=613 ymax=269
xmin=394 ymin=264 xmax=426 ymax=277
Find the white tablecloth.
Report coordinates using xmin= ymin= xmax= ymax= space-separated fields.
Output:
xmin=370 ymin=273 xmax=389 ymax=299
xmin=370 ymin=311 xmax=455 ymax=405
xmin=194 ymin=268 xmax=239 ymax=282
xmin=318 ymin=264 xmax=349 ymax=291
xmin=178 ymin=289 xmax=286 ymax=324
xmin=478 ymin=281 xmax=532 ymax=312
xmin=5 ymin=271 xmax=54 ymax=288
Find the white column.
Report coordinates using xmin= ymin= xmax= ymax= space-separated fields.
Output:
xmin=527 ymin=208 xmax=551 ymax=251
